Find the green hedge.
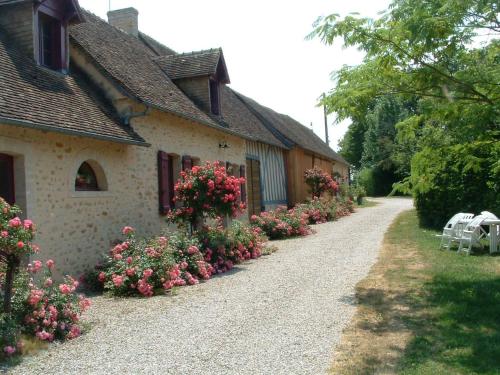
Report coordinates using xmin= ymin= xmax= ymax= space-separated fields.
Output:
xmin=411 ymin=141 xmax=500 ymax=229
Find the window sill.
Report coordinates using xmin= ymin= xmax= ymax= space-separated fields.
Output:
xmin=70 ymin=190 xmax=113 ymax=198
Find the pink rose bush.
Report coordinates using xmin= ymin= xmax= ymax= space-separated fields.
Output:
xmin=250 ymin=206 xmax=312 ymax=240
xmin=251 ymin=195 xmax=355 ymax=238
xmin=197 ymin=220 xmax=266 ymax=274
xmin=90 ymin=227 xmax=215 ymax=297
xmin=90 ymin=221 xmax=267 ymax=297
xmin=168 ymin=161 xmax=246 ymax=226
xmin=304 ymin=167 xmax=339 ymax=198
xmin=22 ymin=261 xmax=91 ymax=343
xmin=0 ymin=198 xmax=90 ymax=362
xmin=295 ymin=197 xmax=338 ymax=224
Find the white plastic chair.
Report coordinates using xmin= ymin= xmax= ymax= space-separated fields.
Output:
xmin=457 ymin=215 xmax=489 ymax=255
xmin=481 ymin=211 xmax=499 ymax=220
xmin=439 ymin=213 xmax=474 ymax=250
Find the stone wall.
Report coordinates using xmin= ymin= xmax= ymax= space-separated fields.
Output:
xmin=0 ymin=111 xmax=245 ymax=278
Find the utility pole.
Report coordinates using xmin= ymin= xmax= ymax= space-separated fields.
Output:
xmin=323 ymin=93 xmax=329 ymax=146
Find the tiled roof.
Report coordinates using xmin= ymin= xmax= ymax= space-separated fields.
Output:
xmin=220 ymin=86 xmax=287 ymax=149
xmin=0 ymin=27 xmax=147 ymax=146
xmin=134 ymin=31 xmax=281 ymax=148
xmin=154 ymin=49 xmax=229 ymax=83
xmin=70 ymin=11 xmax=232 ymax=134
xmin=138 ymin=32 xmax=176 ymax=56
xmin=235 ymin=93 xmax=348 ymax=164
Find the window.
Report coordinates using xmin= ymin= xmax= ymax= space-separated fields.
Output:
xmin=0 ymin=153 xmax=15 ymax=204
xmin=209 ymin=79 xmax=220 ymax=115
xmin=38 ymin=13 xmax=62 ymax=70
xmin=158 ymin=151 xmax=175 ymax=214
xmin=75 ymin=162 xmax=99 ymax=191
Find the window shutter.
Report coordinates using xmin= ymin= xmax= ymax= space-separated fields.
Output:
xmin=225 ymin=161 xmax=232 ymax=174
xmin=158 ymin=151 xmax=173 ymax=215
xmin=182 ymin=155 xmax=192 ymax=171
xmin=240 ymin=164 xmax=246 ymax=204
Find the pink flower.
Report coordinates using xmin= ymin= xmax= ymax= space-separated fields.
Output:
xmin=8 ymin=217 xmax=21 ymax=228
xmin=126 ymin=256 xmax=133 ymax=264
xmin=35 ymin=330 xmax=53 ymax=341
xmin=143 ymin=268 xmax=153 ymax=278
xmin=188 ymin=245 xmax=199 ymax=255
xmin=112 ymin=275 xmax=124 ymax=287
xmin=46 ymin=259 xmax=55 ymax=269
xmin=23 ymin=219 xmax=33 ymax=230
xmin=16 ymin=241 xmax=24 ymax=249
xmin=3 ymin=346 xmax=15 ymax=356
xmin=0 ymin=230 xmax=8 ymax=238
xmin=28 ymin=289 xmax=44 ymax=306
xmin=67 ymin=325 xmax=81 ymax=339
xmin=158 ymin=236 xmax=168 ymax=247
xmin=126 ymin=268 xmax=135 ymax=277
xmin=44 ymin=278 xmax=53 ymax=287
xmin=28 ymin=260 xmax=43 ymax=273
xmin=59 ymin=284 xmax=72 ymax=295
xmin=114 ymin=253 xmax=123 ymax=261
xmin=98 ymin=272 xmax=106 ymax=282
xmin=79 ymin=296 xmax=92 ymax=312
xmin=122 ymin=226 xmax=134 ymax=235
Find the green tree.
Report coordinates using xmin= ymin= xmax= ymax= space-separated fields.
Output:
xmin=311 ymin=0 xmax=499 ymax=226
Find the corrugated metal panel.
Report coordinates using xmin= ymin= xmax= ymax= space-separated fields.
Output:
xmin=246 ymin=141 xmax=287 ymax=208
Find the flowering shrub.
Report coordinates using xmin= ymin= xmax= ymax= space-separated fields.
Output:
xmin=92 ymin=227 xmax=215 ymax=297
xmin=1 ymin=260 xmax=90 ymax=360
xmin=336 ymin=197 xmax=355 ymax=217
xmin=250 ymin=206 xmax=311 ymax=240
xmin=21 ymin=260 xmax=91 ymax=342
xmin=0 ymin=198 xmax=39 ymax=314
xmin=198 ymin=220 xmax=266 ymax=273
xmin=0 ymin=313 xmax=20 ymax=360
xmin=168 ymin=162 xmax=246 ymax=226
xmin=304 ymin=167 xmax=339 ymax=198
xmin=295 ymin=197 xmax=337 ymax=224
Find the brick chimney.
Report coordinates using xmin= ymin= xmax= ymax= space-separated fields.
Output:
xmin=107 ymin=7 xmax=139 ymax=37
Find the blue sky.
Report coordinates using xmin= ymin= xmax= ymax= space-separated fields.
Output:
xmin=79 ymin=0 xmax=391 ymax=150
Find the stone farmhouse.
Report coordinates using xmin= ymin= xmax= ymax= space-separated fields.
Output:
xmin=0 ymin=0 xmax=349 ymax=276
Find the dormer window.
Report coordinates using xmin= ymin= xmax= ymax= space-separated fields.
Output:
xmin=39 ymin=13 xmax=62 ymax=70
xmin=33 ymin=0 xmax=84 ymax=72
xmin=210 ymin=79 xmax=220 ymax=115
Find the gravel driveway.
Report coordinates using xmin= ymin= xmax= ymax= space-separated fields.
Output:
xmin=8 ymin=198 xmax=412 ymax=375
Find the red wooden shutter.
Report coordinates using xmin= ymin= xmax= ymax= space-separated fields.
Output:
xmin=182 ymin=155 xmax=192 ymax=171
xmin=158 ymin=151 xmax=173 ymax=214
xmin=240 ymin=164 xmax=246 ymax=204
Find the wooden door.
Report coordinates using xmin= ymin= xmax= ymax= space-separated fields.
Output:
xmin=246 ymin=158 xmax=262 ymax=217
xmin=0 ymin=154 xmax=15 ymax=204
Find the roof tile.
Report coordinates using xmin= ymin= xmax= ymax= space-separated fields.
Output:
xmin=0 ymin=26 xmax=146 ymax=145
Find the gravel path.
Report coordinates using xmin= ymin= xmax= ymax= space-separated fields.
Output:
xmin=8 ymin=198 xmax=412 ymax=375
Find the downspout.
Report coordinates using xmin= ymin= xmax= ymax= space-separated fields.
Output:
xmin=122 ymin=106 xmax=151 ymax=126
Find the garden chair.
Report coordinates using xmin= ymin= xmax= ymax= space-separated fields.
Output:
xmin=439 ymin=213 xmax=474 ymax=250
xmin=481 ymin=211 xmax=498 ymax=220
xmin=457 ymin=215 xmax=489 ymax=255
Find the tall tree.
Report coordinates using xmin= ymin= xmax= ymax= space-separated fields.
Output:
xmin=311 ymin=0 xmax=499 ymax=226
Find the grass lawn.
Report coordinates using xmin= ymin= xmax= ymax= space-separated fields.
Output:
xmin=355 ymin=198 xmax=379 ymax=208
xmin=330 ymin=209 xmax=500 ymax=375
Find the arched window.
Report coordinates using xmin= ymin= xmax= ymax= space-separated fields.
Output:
xmin=75 ymin=162 xmax=99 ymax=191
